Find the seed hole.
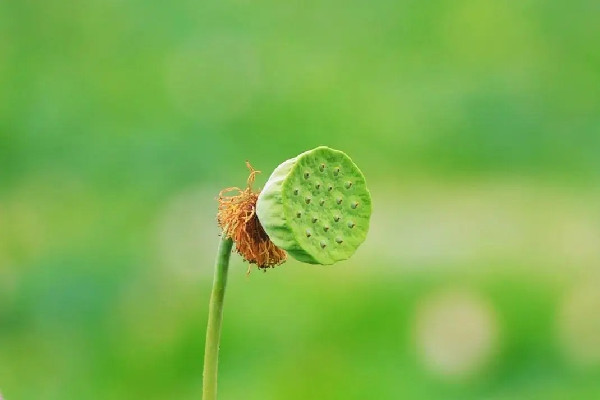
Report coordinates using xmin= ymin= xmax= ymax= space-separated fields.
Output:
xmin=328 ymin=185 xmax=333 ymax=191
xmin=334 ymin=216 xmax=340 ymax=222
xmin=351 ymin=201 xmax=359 ymax=209
xmin=296 ymin=212 xmax=302 ymax=218
xmin=324 ymin=226 xmax=330 ymax=232
xmin=315 ymin=183 xmax=321 ymax=189
xmin=304 ymin=172 xmax=310 ymax=179
xmin=319 ymin=199 xmax=325 ymax=206
xmin=334 ymin=167 xmax=340 ymax=176
xmin=319 ymin=163 xmax=325 ymax=172
xmin=345 ymin=181 xmax=353 ymax=189
xmin=336 ymin=198 xmax=343 ymax=205
xmin=312 ymin=217 xmax=318 ymax=223
xmin=306 ymin=230 xmax=312 ymax=238
xmin=293 ymin=189 xmax=299 ymax=195
xmin=320 ymin=241 xmax=327 ymax=249
xmin=305 ymin=197 xmax=311 ymax=204
xmin=335 ymin=237 xmax=343 ymax=244
xmin=347 ymin=221 xmax=355 ymax=228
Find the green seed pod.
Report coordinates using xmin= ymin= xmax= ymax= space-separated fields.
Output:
xmin=256 ymin=146 xmax=372 ymax=265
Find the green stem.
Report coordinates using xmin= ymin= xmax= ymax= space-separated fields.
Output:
xmin=203 ymin=235 xmax=234 ymax=400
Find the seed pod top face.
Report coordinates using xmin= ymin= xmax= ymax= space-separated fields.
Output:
xmin=256 ymin=146 xmax=372 ymax=265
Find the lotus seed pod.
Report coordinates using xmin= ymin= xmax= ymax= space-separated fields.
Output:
xmin=256 ymin=146 xmax=372 ymax=265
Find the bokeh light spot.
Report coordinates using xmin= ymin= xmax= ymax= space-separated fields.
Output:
xmin=558 ymin=279 xmax=600 ymax=367
xmin=414 ymin=290 xmax=499 ymax=380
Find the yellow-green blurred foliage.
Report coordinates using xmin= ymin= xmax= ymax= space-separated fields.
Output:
xmin=1 ymin=0 xmax=599 ymax=399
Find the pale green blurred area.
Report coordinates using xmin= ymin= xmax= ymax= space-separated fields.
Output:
xmin=1 ymin=0 xmax=600 ymax=399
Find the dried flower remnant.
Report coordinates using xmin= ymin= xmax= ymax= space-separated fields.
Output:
xmin=217 ymin=162 xmax=287 ymax=271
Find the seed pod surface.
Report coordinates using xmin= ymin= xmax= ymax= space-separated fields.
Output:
xmin=256 ymin=146 xmax=372 ymax=265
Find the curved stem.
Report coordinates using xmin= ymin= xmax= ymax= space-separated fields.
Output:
xmin=203 ymin=235 xmax=233 ymax=400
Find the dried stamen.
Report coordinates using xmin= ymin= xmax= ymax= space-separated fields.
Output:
xmin=217 ymin=161 xmax=287 ymax=272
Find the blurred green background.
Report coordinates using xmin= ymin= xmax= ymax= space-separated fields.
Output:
xmin=2 ymin=0 xmax=600 ymax=399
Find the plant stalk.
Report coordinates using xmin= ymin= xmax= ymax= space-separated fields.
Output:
xmin=203 ymin=235 xmax=233 ymax=400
